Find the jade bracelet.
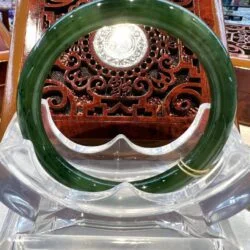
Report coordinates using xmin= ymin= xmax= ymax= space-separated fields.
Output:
xmin=17 ymin=0 xmax=236 ymax=193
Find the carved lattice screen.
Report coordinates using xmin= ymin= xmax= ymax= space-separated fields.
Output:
xmin=226 ymin=24 xmax=250 ymax=58
xmin=40 ymin=0 xmax=215 ymax=146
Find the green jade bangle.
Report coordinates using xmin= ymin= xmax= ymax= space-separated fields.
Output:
xmin=17 ymin=0 xmax=237 ymax=193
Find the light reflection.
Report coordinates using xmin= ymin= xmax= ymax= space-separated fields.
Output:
xmin=26 ymin=18 xmax=42 ymax=53
xmin=93 ymin=23 xmax=148 ymax=68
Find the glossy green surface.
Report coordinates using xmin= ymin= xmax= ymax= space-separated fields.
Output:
xmin=17 ymin=0 xmax=237 ymax=193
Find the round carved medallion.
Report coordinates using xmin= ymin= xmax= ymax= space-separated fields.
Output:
xmin=93 ymin=23 xmax=148 ymax=68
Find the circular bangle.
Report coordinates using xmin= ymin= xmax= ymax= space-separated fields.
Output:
xmin=17 ymin=0 xmax=236 ymax=193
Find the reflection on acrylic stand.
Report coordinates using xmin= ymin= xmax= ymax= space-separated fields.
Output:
xmin=0 ymin=101 xmax=249 ymax=249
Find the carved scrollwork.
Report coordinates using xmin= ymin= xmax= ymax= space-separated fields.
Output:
xmin=43 ymin=79 xmax=77 ymax=115
xmin=226 ymin=24 xmax=250 ymax=58
xmin=40 ymin=0 xmax=212 ymax=143
xmin=44 ymin=19 xmax=207 ymax=117
xmin=88 ymin=76 xmax=107 ymax=96
xmin=165 ymin=83 xmax=201 ymax=116
xmin=43 ymin=16 xmax=208 ymax=119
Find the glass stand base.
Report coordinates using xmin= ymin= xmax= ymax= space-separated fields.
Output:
xmin=0 ymin=205 xmax=241 ymax=250
xmin=6 ymin=234 xmax=240 ymax=250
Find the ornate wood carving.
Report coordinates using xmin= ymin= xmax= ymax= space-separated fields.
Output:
xmin=44 ymin=27 xmax=207 ymax=117
xmin=226 ymin=22 xmax=250 ymax=125
xmin=226 ymin=24 xmax=250 ymax=58
xmin=39 ymin=0 xmax=213 ymax=146
xmin=0 ymin=0 xmax=226 ymax=141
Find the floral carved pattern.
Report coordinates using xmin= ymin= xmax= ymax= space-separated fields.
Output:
xmin=41 ymin=0 xmax=210 ymax=144
xmin=226 ymin=24 xmax=250 ymax=58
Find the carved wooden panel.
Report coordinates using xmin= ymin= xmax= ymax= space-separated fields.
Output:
xmin=45 ymin=27 xmax=207 ymax=117
xmin=39 ymin=0 xmax=215 ymax=145
xmin=226 ymin=23 xmax=250 ymax=125
xmin=0 ymin=0 xmax=226 ymax=141
xmin=226 ymin=24 xmax=250 ymax=58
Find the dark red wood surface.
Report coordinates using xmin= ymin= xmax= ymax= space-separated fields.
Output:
xmin=235 ymin=67 xmax=250 ymax=126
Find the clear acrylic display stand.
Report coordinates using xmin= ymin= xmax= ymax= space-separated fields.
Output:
xmin=0 ymin=207 xmax=241 ymax=250
xmin=0 ymin=101 xmax=249 ymax=249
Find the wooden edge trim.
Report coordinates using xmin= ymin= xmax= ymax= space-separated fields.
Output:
xmin=0 ymin=0 xmax=29 ymax=139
